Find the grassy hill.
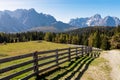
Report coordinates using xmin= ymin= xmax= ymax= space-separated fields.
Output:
xmin=0 ymin=41 xmax=69 ymax=57
xmin=0 ymin=41 xmax=70 ymax=80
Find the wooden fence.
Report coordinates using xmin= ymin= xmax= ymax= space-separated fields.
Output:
xmin=0 ymin=46 xmax=100 ymax=80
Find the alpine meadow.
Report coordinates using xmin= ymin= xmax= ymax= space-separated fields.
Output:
xmin=0 ymin=0 xmax=120 ymax=80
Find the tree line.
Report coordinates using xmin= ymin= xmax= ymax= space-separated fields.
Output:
xmin=0 ymin=26 xmax=120 ymax=50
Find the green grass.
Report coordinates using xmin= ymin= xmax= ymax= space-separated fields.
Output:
xmin=0 ymin=41 xmax=71 ymax=80
xmin=90 ymin=57 xmax=108 ymax=66
xmin=0 ymin=40 xmax=69 ymax=57
xmin=82 ymin=52 xmax=112 ymax=80
xmin=90 ymin=53 xmax=112 ymax=74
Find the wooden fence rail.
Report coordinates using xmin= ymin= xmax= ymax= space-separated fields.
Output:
xmin=0 ymin=46 xmax=101 ymax=80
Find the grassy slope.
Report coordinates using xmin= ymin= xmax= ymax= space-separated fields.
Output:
xmin=0 ymin=41 xmax=113 ymax=80
xmin=0 ymin=40 xmax=69 ymax=57
xmin=0 ymin=41 xmax=70 ymax=80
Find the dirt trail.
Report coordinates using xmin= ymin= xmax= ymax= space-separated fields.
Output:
xmin=103 ymin=50 xmax=120 ymax=80
xmin=81 ymin=50 xmax=120 ymax=80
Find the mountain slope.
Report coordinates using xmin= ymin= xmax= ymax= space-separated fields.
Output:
xmin=0 ymin=9 xmax=120 ymax=33
xmin=0 ymin=8 xmax=73 ymax=32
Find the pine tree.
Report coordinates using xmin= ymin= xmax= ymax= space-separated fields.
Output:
xmin=71 ymin=35 xmax=79 ymax=44
xmin=93 ymin=31 xmax=101 ymax=48
xmin=66 ymin=34 xmax=69 ymax=44
xmin=88 ymin=33 xmax=94 ymax=46
xmin=111 ymin=33 xmax=120 ymax=49
xmin=115 ymin=25 xmax=120 ymax=34
xmin=101 ymin=35 xmax=110 ymax=50
xmin=44 ymin=32 xmax=53 ymax=41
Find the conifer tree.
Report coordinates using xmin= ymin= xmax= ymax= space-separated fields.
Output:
xmin=93 ymin=31 xmax=101 ymax=48
xmin=88 ymin=33 xmax=94 ymax=46
xmin=101 ymin=35 xmax=110 ymax=50
xmin=44 ymin=32 xmax=53 ymax=41
xmin=111 ymin=33 xmax=120 ymax=49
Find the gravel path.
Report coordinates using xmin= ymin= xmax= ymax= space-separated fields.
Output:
xmin=104 ymin=50 xmax=120 ymax=80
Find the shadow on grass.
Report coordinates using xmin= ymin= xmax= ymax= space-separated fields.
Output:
xmin=38 ymin=52 xmax=100 ymax=80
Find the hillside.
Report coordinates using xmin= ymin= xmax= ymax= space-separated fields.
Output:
xmin=66 ymin=26 xmax=115 ymax=35
xmin=0 ymin=41 xmax=69 ymax=57
xmin=0 ymin=8 xmax=73 ymax=32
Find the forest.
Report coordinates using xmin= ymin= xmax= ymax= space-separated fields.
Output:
xmin=0 ymin=26 xmax=120 ymax=50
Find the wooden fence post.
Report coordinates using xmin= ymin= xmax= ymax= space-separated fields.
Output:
xmin=87 ymin=47 xmax=89 ymax=56
xmin=76 ymin=47 xmax=78 ymax=58
xmin=90 ymin=47 xmax=92 ymax=52
xmin=56 ymin=49 xmax=58 ymax=65
xmin=88 ymin=47 xmax=89 ymax=53
xmin=90 ymin=47 xmax=92 ymax=57
xmin=68 ymin=47 xmax=71 ymax=61
xmin=85 ymin=46 xmax=87 ymax=55
xmin=81 ymin=46 xmax=83 ymax=57
xmin=88 ymin=47 xmax=90 ymax=55
xmin=33 ymin=51 xmax=39 ymax=80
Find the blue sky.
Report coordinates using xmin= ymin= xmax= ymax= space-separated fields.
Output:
xmin=0 ymin=0 xmax=120 ymax=23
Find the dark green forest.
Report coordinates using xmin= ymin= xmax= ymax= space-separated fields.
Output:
xmin=0 ymin=26 xmax=120 ymax=50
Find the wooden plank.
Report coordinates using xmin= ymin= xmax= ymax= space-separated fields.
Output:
xmin=39 ymin=64 xmax=58 ymax=73
xmin=70 ymin=53 xmax=77 ymax=57
xmin=38 ymin=54 xmax=56 ymax=61
xmin=0 ymin=60 xmax=34 ymax=74
xmin=70 ymin=50 xmax=76 ymax=53
xmin=0 ymin=53 xmax=33 ymax=63
xmin=38 ymin=59 xmax=56 ymax=67
xmin=58 ymin=59 xmax=68 ymax=65
xmin=37 ymin=49 xmax=56 ymax=54
xmin=77 ymin=50 xmax=81 ymax=52
xmin=58 ymin=52 xmax=68 ymax=56
xmin=1 ymin=66 xmax=34 ymax=80
xmin=70 ymin=47 xmax=77 ymax=49
xmin=58 ymin=48 xmax=69 ymax=51
xmin=71 ymin=56 xmax=77 ymax=60
xmin=58 ymin=55 xmax=68 ymax=61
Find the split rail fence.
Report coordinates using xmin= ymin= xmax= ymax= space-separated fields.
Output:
xmin=0 ymin=46 xmax=100 ymax=80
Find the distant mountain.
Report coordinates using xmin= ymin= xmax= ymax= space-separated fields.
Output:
xmin=0 ymin=9 xmax=120 ymax=33
xmin=0 ymin=8 xmax=73 ymax=32
xmin=69 ymin=14 xmax=120 ymax=27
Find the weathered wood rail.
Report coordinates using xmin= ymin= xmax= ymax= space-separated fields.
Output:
xmin=0 ymin=46 xmax=101 ymax=80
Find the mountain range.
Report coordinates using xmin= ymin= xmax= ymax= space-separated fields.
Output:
xmin=0 ymin=8 xmax=120 ymax=32
xmin=0 ymin=8 xmax=73 ymax=32
xmin=69 ymin=14 xmax=120 ymax=27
